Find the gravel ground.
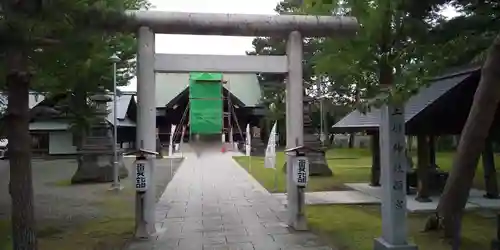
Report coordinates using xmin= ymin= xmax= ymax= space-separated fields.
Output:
xmin=0 ymin=156 xmax=183 ymax=228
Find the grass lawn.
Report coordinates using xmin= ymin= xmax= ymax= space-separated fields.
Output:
xmin=38 ymin=217 xmax=134 ymax=250
xmin=0 ymin=196 xmax=134 ymax=250
xmin=307 ymin=205 xmax=496 ymax=250
xmin=0 ymin=219 xmax=11 ymax=250
xmin=234 ymin=148 xmax=372 ymax=192
xmin=233 ymin=148 xmax=500 ymax=192
xmin=233 ymin=148 xmax=499 ymax=250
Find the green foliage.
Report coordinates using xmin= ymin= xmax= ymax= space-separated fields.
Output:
xmin=304 ymin=0 xmax=453 ymax=110
xmin=429 ymin=2 xmax=500 ymax=66
xmin=244 ymin=1 xmax=500 ymax=133
xmin=250 ymin=0 xmax=463 ymax=125
xmin=249 ymin=2 xmax=349 ymax=132
xmin=254 ymin=0 xmax=500 ymax=118
xmin=0 ymin=0 xmax=150 ymax=139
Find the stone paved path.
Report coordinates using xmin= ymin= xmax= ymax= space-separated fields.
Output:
xmin=126 ymin=146 xmax=335 ymax=250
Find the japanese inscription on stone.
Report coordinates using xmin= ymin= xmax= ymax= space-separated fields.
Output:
xmin=378 ymin=104 xmax=411 ymax=244
xmin=135 ymin=160 xmax=149 ymax=192
xmin=293 ymin=156 xmax=309 ymax=187
xmin=389 ymin=106 xmax=406 ymax=211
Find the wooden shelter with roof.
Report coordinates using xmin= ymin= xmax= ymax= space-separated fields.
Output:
xmin=332 ymin=65 xmax=499 ymax=201
xmin=16 ymin=91 xmax=138 ymax=156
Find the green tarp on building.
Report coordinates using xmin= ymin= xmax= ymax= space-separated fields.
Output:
xmin=189 ymin=73 xmax=223 ymax=135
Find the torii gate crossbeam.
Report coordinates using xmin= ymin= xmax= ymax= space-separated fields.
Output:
xmin=126 ymin=10 xmax=358 ymax=37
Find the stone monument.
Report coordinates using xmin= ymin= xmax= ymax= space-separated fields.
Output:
xmin=251 ymin=126 xmax=266 ymax=156
xmin=71 ymin=89 xmax=128 ymax=184
xmin=302 ymin=96 xmax=332 ymax=176
xmin=156 ymin=128 xmax=163 ymax=159
xmin=284 ymin=96 xmax=332 ymax=176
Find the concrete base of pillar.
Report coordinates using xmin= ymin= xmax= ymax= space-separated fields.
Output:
xmin=374 ymin=238 xmax=418 ymax=250
xmin=289 ymin=217 xmax=308 ymax=231
xmin=415 ymin=196 xmax=433 ymax=203
xmin=484 ymin=193 xmax=500 ymax=199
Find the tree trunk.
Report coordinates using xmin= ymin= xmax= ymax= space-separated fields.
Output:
xmin=348 ymin=133 xmax=355 ymax=148
xmin=482 ymin=138 xmax=499 ymax=199
xmin=430 ymin=33 xmax=500 ymax=238
xmin=415 ymin=135 xmax=432 ymax=202
xmin=349 ymin=85 xmax=360 ymax=149
xmin=429 ymin=135 xmax=437 ymax=168
xmin=323 ymin=109 xmax=329 ymax=147
xmin=7 ymin=48 xmax=38 ymax=250
xmin=74 ymin=86 xmax=87 ymax=174
xmin=369 ymin=132 xmax=381 ymax=186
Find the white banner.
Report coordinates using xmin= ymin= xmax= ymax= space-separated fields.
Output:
xmin=230 ymin=127 xmax=234 ymax=144
xmin=264 ymin=122 xmax=277 ymax=169
xmin=245 ymin=124 xmax=251 ymax=156
xmin=169 ymin=124 xmax=176 ymax=156
xmin=179 ymin=126 xmax=186 ymax=149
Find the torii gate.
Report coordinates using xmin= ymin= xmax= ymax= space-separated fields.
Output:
xmin=126 ymin=8 xmax=360 ymax=244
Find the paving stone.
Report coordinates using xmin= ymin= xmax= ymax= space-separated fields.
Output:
xmin=252 ymin=242 xmax=284 ymax=250
xmin=226 ymin=234 xmax=275 ymax=244
xmin=161 ymin=217 xmax=184 ymax=223
xmin=153 ymin=238 xmax=180 ymax=250
xmin=204 ymin=242 xmax=255 ymax=250
xmin=222 ymin=223 xmax=245 ymax=231
xmin=178 ymin=237 xmax=203 ymax=249
xmin=182 ymin=221 xmax=204 ymax=231
xmin=198 ymin=225 xmax=224 ymax=233
xmin=264 ymin=225 xmax=292 ymax=235
xmin=162 ymin=221 xmax=184 ymax=230
xmin=126 ymin=240 xmax=155 ymax=250
xmin=202 ymin=215 xmax=223 ymax=220
xmin=183 ymin=216 xmax=203 ymax=223
xmin=158 ymin=230 xmax=203 ymax=240
xmin=158 ymin=225 xmax=183 ymax=236
xmin=203 ymin=218 xmax=224 ymax=225
xmin=202 ymin=235 xmax=227 ymax=246
xmin=272 ymin=234 xmax=326 ymax=248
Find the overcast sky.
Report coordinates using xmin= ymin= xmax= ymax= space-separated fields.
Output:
xmin=119 ymin=1 xmax=459 ymax=91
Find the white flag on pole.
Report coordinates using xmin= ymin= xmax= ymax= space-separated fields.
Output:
xmin=230 ymin=127 xmax=234 ymax=143
xmin=168 ymin=124 xmax=176 ymax=156
xmin=245 ymin=124 xmax=251 ymax=156
xmin=180 ymin=126 xmax=186 ymax=145
xmin=264 ymin=122 xmax=277 ymax=169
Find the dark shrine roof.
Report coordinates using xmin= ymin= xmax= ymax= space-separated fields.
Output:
xmin=332 ymin=65 xmax=482 ymax=135
xmin=164 ymin=85 xmax=246 ymax=109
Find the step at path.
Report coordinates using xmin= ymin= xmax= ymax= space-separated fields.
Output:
xmin=126 ymin=148 xmax=335 ymax=250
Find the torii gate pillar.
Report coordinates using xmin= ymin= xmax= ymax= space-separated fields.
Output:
xmin=135 ymin=26 xmax=156 ymax=238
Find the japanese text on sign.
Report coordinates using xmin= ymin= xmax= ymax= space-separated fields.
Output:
xmin=395 ymin=199 xmax=404 ymax=210
xmin=388 ymin=106 xmax=406 ymax=212
xmin=135 ymin=160 xmax=148 ymax=192
xmin=393 ymin=180 xmax=403 ymax=191
xmin=294 ymin=156 xmax=309 ymax=187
